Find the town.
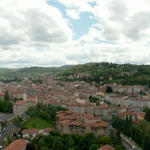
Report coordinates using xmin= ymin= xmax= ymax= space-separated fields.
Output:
xmin=0 ymin=74 xmax=150 ymax=150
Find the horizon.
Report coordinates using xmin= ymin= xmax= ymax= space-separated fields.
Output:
xmin=0 ymin=61 xmax=149 ymax=69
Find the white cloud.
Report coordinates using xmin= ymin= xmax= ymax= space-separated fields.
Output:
xmin=0 ymin=0 xmax=150 ymax=68
xmin=66 ymin=9 xmax=80 ymax=19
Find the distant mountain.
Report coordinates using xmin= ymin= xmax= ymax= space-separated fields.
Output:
xmin=0 ymin=65 xmax=74 ymax=79
xmin=1 ymin=63 xmax=150 ymax=87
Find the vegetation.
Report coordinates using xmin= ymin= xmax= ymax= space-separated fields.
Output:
xmin=32 ymin=79 xmax=43 ymax=84
xmin=30 ymin=131 xmax=125 ymax=150
xmin=0 ymin=65 xmax=73 ymax=80
xmin=143 ymin=107 xmax=150 ymax=121
xmin=112 ymin=117 xmax=150 ymax=150
xmin=23 ymin=117 xmax=53 ymax=129
xmin=0 ymin=99 xmax=12 ymax=113
xmin=89 ymin=96 xmax=99 ymax=103
xmin=13 ymin=97 xmax=23 ymax=102
xmin=4 ymin=91 xmax=10 ymax=101
xmin=13 ymin=116 xmax=24 ymax=128
xmin=2 ymin=62 xmax=150 ymax=87
xmin=23 ymin=103 xmax=66 ymax=129
xmin=106 ymin=86 xmax=112 ymax=93
xmin=58 ymin=62 xmax=150 ymax=87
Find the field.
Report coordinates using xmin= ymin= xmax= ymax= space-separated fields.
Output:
xmin=24 ymin=117 xmax=53 ymax=129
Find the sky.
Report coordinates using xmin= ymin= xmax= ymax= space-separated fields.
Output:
xmin=0 ymin=0 xmax=150 ymax=68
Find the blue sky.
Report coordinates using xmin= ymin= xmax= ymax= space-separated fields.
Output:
xmin=48 ymin=0 xmax=98 ymax=40
xmin=0 ymin=0 xmax=150 ymax=68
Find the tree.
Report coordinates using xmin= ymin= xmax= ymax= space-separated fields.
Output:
xmin=99 ymin=136 xmax=112 ymax=145
xmin=26 ymin=143 xmax=36 ymax=150
xmin=144 ymin=107 xmax=150 ymax=121
xmin=89 ymin=144 xmax=98 ymax=150
xmin=52 ymin=137 xmax=63 ymax=150
xmin=6 ymin=134 xmax=13 ymax=146
xmin=105 ymin=86 xmax=112 ymax=93
xmin=115 ymin=145 xmax=126 ymax=150
xmin=4 ymin=91 xmax=9 ymax=101
xmin=144 ymin=136 xmax=150 ymax=150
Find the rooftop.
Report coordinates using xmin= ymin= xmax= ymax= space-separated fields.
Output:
xmin=4 ymin=139 xmax=28 ymax=150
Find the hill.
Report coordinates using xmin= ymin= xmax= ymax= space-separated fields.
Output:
xmin=58 ymin=62 xmax=150 ymax=87
xmin=0 ymin=65 xmax=73 ymax=79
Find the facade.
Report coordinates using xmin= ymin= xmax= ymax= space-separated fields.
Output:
xmin=10 ymin=89 xmax=27 ymax=100
xmin=56 ymin=111 xmax=108 ymax=136
xmin=118 ymin=111 xmax=145 ymax=123
xmin=113 ymin=85 xmax=147 ymax=95
xmin=0 ymin=92 xmax=4 ymax=100
xmin=13 ymin=98 xmax=37 ymax=116
xmin=22 ymin=128 xmax=53 ymax=139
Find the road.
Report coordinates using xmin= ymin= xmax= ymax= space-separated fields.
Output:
xmin=120 ymin=134 xmax=142 ymax=150
xmin=0 ymin=123 xmax=16 ymax=147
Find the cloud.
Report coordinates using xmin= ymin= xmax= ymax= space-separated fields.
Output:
xmin=0 ymin=0 xmax=150 ymax=68
xmin=0 ymin=0 xmax=72 ymax=46
xmin=66 ymin=9 xmax=80 ymax=19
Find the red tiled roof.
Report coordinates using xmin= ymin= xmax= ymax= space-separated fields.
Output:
xmin=22 ymin=129 xmax=39 ymax=134
xmin=4 ymin=139 xmax=28 ymax=150
xmin=69 ymin=121 xmax=82 ymax=126
xmin=14 ymin=98 xmax=36 ymax=105
xmin=60 ymin=120 xmax=71 ymax=126
xmin=100 ymin=145 xmax=114 ymax=150
xmin=0 ymin=92 xmax=4 ymax=96
xmin=43 ymin=128 xmax=53 ymax=132
xmin=83 ymin=121 xmax=108 ymax=128
xmin=14 ymin=100 xmax=26 ymax=105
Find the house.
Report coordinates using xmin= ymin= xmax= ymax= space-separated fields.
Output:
xmin=98 ymin=145 xmax=114 ymax=150
xmin=4 ymin=139 xmax=28 ymax=150
xmin=13 ymin=98 xmax=37 ymax=116
xmin=22 ymin=129 xmax=39 ymax=139
xmin=118 ymin=111 xmax=145 ymax=123
xmin=95 ymin=104 xmax=112 ymax=120
xmin=11 ymin=89 xmax=27 ymax=100
xmin=0 ymin=113 xmax=13 ymax=131
xmin=40 ymin=128 xmax=53 ymax=136
xmin=22 ymin=128 xmax=53 ymax=139
xmin=0 ymin=91 xmax=4 ymax=100
xmin=56 ymin=111 xmax=108 ymax=136
xmin=113 ymin=85 xmax=147 ymax=96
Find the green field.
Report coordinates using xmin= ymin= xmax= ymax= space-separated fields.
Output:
xmin=24 ymin=117 xmax=53 ymax=129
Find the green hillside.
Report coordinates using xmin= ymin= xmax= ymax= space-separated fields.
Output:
xmin=58 ymin=62 xmax=150 ymax=87
xmin=0 ymin=65 xmax=73 ymax=79
xmin=1 ymin=62 xmax=150 ymax=87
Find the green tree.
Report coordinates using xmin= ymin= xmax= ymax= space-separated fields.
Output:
xmin=89 ymin=144 xmax=98 ymax=150
xmin=99 ymin=136 xmax=112 ymax=145
xmin=26 ymin=143 xmax=36 ymax=150
xmin=52 ymin=137 xmax=63 ymax=150
xmin=144 ymin=136 xmax=150 ymax=150
xmin=106 ymin=86 xmax=112 ymax=93
xmin=6 ymin=134 xmax=13 ymax=146
xmin=144 ymin=107 xmax=150 ymax=121
xmin=4 ymin=91 xmax=9 ymax=101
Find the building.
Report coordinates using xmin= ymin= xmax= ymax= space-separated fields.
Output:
xmin=0 ymin=113 xmax=13 ymax=131
xmin=10 ymin=89 xmax=27 ymax=100
xmin=118 ymin=111 xmax=145 ymax=123
xmin=22 ymin=128 xmax=53 ymax=139
xmin=98 ymin=145 xmax=114 ymax=150
xmin=4 ymin=139 xmax=28 ymax=150
xmin=113 ymin=85 xmax=147 ymax=96
xmin=56 ymin=111 xmax=108 ymax=136
xmin=0 ymin=91 xmax=4 ymax=100
xmin=13 ymin=98 xmax=37 ymax=116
